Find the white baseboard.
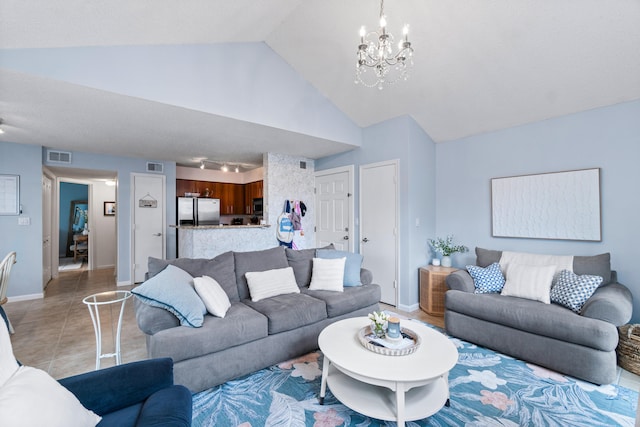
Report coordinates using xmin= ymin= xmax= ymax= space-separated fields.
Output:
xmin=117 ymin=280 xmax=132 ymax=287
xmin=398 ymin=302 xmax=419 ymax=313
xmin=7 ymin=293 xmax=44 ymax=303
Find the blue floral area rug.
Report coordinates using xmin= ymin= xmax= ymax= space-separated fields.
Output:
xmin=192 ymin=323 xmax=638 ymax=426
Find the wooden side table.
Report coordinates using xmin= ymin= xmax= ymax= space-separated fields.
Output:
xmin=419 ymin=266 xmax=458 ymax=316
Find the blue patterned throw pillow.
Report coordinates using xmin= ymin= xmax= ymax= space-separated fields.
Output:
xmin=466 ymin=262 xmax=505 ymax=294
xmin=550 ymin=269 xmax=602 ymax=313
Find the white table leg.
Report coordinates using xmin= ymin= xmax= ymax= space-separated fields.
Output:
xmin=395 ymin=382 xmax=406 ymax=427
xmin=319 ymin=356 xmax=330 ymax=404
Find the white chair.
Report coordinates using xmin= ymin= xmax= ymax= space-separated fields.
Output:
xmin=0 ymin=251 xmax=17 ymax=333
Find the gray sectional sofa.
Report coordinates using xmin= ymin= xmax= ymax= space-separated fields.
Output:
xmin=134 ymin=246 xmax=381 ymax=392
xmin=445 ymin=248 xmax=633 ymax=385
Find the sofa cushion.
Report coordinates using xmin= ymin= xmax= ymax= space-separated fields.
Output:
xmin=475 ymin=248 xmax=612 ymax=285
xmin=500 ymin=263 xmax=556 ymax=304
xmin=132 ymin=265 xmax=206 ymax=328
xmin=574 ymin=253 xmax=611 ymax=285
xmin=285 ymin=244 xmax=334 ymax=287
xmin=316 ymin=249 xmax=363 ymax=287
xmin=309 ymin=257 xmax=345 ymax=292
xmin=550 ymin=270 xmax=602 ymax=313
xmin=466 ymin=262 xmax=505 ymax=294
xmin=445 ymin=290 xmax=618 ymax=351
xmin=193 ymin=276 xmax=231 ymax=318
xmin=243 ymin=293 xmax=327 ymax=334
xmin=234 ymin=247 xmax=289 ymax=300
xmin=303 ymin=284 xmax=382 ymax=318
xmin=147 ymin=251 xmax=239 ymax=302
xmin=148 ymin=303 xmax=268 ymax=362
xmin=245 ymin=266 xmax=300 ymax=302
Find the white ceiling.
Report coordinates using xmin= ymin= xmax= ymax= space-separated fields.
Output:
xmin=1 ymin=0 xmax=639 ymax=169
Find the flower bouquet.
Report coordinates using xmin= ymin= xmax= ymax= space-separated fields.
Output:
xmin=368 ymin=311 xmax=390 ymax=338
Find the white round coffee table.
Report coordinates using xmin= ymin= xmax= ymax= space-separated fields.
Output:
xmin=318 ymin=317 xmax=458 ymax=427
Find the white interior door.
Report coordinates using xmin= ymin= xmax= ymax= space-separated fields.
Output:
xmin=42 ymin=174 xmax=52 ymax=288
xmin=132 ymin=174 xmax=165 ymax=283
xmin=360 ymin=161 xmax=398 ymax=306
xmin=315 ymin=167 xmax=353 ymax=251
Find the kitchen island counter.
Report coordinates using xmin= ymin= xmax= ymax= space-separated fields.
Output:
xmin=175 ymin=224 xmax=277 ymax=258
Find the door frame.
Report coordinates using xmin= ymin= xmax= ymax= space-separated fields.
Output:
xmin=130 ymin=173 xmax=166 ymax=283
xmin=359 ymin=159 xmax=399 ymax=306
xmin=314 ymin=165 xmax=355 ymax=251
xmin=55 ymin=177 xmax=94 ymax=271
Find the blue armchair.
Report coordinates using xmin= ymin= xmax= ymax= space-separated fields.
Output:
xmin=0 ymin=306 xmax=192 ymax=427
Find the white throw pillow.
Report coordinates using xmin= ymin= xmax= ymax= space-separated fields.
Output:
xmin=0 ymin=366 xmax=102 ymax=427
xmin=245 ymin=267 xmax=300 ymax=302
xmin=0 ymin=318 xmax=101 ymax=427
xmin=309 ymin=257 xmax=346 ymax=292
xmin=193 ymin=275 xmax=231 ymax=318
xmin=500 ymin=263 xmax=556 ymax=304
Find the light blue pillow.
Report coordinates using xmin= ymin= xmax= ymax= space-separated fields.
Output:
xmin=132 ymin=264 xmax=206 ymax=327
xmin=550 ymin=269 xmax=602 ymax=313
xmin=316 ymin=249 xmax=363 ymax=287
xmin=466 ymin=262 xmax=505 ymax=294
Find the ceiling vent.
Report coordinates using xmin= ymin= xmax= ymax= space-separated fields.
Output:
xmin=47 ymin=150 xmax=72 ymax=164
xmin=146 ymin=162 xmax=164 ymax=173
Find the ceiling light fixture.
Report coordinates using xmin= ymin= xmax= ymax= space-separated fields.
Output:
xmin=355 ymin=0 xmax=414 ymax=90
xmin=0 ymin=118 xmax=5 ymax=134
xmin=235 ymin=165 xmax=240 ymax=173
xmin=221 ymin=164 xmax=228 ymax=172
xmin=200 ymin=161 xmax=205 ymax=169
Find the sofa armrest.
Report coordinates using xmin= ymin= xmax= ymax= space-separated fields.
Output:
xmin=446 ymin=270 xmax=475 ymax=293
xmin=580 ymin=282 xmax=633 ymax=326
xmin=360 ymin=268 xmax=373 ymax=286
xmin=135 ymin=298 xmax=180 ymax=335
xmin=58 ymin=358 xmax=175 ymax=416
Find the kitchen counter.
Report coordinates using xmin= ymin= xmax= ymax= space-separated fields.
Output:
xmin=176 ymin=224 xmax=277 ymax=258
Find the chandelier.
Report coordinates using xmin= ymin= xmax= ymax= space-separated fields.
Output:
xmin=355 ymin=0 xmax=414 ymax=89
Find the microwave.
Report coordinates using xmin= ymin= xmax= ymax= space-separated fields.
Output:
xmin=252 ymin=198 xmax=263 ymax=216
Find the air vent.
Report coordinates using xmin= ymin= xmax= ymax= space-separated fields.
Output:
xmin=47 ymin=150 xmax=72 ymax=164
xmin=146 ymin=162 xmax=164 ymax=173
xmin=299 ymin=161 xmax=307 ymax=169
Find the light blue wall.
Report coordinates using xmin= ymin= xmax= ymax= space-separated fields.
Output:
xmin=1 ymin=140 xmax=177 ymax=295
xmin=0 ymin=142 xmax=44 ymax=298
xmin=59 ymin=182 xmax=88 ymax=256
xmin=435 ymin=100 xmax=640 ymax=322
xmin=316 ymin=116 xmax=437 ymax=309
xmin=0 ymin=43 xmax=362 ymax=147
xmin=41 ymin=148 xmax=177 ymax=284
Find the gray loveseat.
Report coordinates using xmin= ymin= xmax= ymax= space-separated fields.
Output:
xmin=445 ymin=248 xmax=633 ymax=384
xmin=134 ymin=246 xmax=381 ymax=392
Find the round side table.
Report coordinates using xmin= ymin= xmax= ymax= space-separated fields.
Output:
xmin=82 ymin=290 xmax=133 ymax=370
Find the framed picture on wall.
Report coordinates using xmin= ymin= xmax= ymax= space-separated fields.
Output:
xmin=491 ymin=168 xmax=601 ymax=241
xmin=104 ymin=201 xmax=116 ymax=216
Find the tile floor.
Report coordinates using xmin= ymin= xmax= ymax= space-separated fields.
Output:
xmin=4 ymin=266 xmax=640 ymax=395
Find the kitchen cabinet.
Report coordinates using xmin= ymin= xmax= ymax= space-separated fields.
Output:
xmin=176 ymin=179 xmax=260 ymax=214
xmin=244 ymin=180 xmax=263 ymax=214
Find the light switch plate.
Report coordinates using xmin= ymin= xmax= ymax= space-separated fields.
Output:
xmin=18 ymin=217 xmax=30 ymax=226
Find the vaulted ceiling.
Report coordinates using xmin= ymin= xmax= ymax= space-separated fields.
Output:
xmin=1 ymin=0 xmax=639 ymax=169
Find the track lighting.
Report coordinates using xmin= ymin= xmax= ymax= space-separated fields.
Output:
xmin=235 ymin=165 xmax=240 ymax=173
xmin=221 ymin=164 xmax=228 ymax=172
xmin=200 ymin=161 xmax=205 ymax=169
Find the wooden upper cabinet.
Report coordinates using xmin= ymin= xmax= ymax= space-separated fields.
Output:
xmin=176 ymin=179 xmax=261 ymax=215
xmin=176 ymin=179 xmax=196 ymax=197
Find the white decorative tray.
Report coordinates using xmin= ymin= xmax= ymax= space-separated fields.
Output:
xmin=357 ymin=325 xmax=421 ymax=356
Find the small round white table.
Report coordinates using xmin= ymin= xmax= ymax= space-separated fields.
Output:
xmin=318 ymin=317 xmax=458 ymax=427
xmin=82 ymin=290 xmax=133 ymax=370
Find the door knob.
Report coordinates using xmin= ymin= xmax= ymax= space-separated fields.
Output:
xmin=153 ymin=233 xmax=162 ymax=236
xmin=362 ymin=237 xmax=369 ymax=242
xmin=343 ymin=236 xmax=349 ymax=240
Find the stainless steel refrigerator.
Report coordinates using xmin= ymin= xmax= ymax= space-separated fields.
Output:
xmin=177 ymin=197 xmax=220 ymax=226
